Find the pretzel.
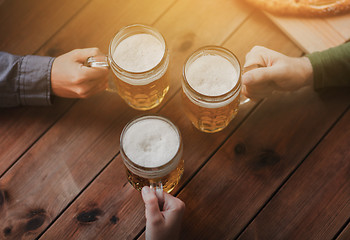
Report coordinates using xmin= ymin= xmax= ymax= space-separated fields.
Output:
xmin=245 ymin=0 xmax=350 ymax=17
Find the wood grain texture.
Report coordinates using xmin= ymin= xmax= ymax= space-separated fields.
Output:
xmin=337 ymin=223 xmax=350 ymax=240
xmin=37 ymin=0 xmax=178 ymax=57
xmin=239 ymin=109 xmax=350 ymax=240
xmin=0 ymin=0 xmax=88 ymax=178
xmin=0 ymin=98 xmax=74 ymax=176
xmin=177 ymin=86 xmax=350 ymax=238
xmin=224 ymin=11 xmax=302 ymax=61
xmin=326 ymin=14 xmax=350 ymax=41
xmin=38 ymin=0 xmax=256 ymax=239
xmin=135 ymin=10 xmax=304 ymax=240
xmin=142 ymin=0 xmax=254 ymax=99
xmin=266 ymin=12 xmax=349 ymax=53
xmin=0 ymin=0 xmax=90 ymax=54
xmin=1 ymin=0 xmax=347 ymax=239
xmin=0 ymin=0 xmax=175 ymax=239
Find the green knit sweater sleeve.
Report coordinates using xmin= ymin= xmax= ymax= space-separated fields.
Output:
xmin=306 ymin=42 xmax=350 ymax=91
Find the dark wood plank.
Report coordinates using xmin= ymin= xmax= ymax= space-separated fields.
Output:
xmin=0 ymin=0 xmax=90 ymax=54
xmin=0 ymin=0 xmax=89 ymax=176
xmin=239 ymin=109 xmax=350 ymax=239
xmin=178 ymin=87 xmax=350 ymax=239
xmin=174 ymin=14 xmax=350 ymax=234
xmin=37 ymin=0 xmax=180 ymax=57
xmin=337 ymin=223 xmax=350 ymax=240
xmin=0 ymin=99 xmax=74 ymax=176
xmin=223 ymin=12 xmax=303 ymax=61
xmin=136 ymin=10 xmax=306 ymax=240
xmin=0 ymin=1 xmax=175 ymax=239
xmin=37 ymin=0 xmax=256 ymax=238
xmin=39 ymin=8 xmax=304 ymax=240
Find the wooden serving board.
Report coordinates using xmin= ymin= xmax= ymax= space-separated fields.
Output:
xmin=265 ymin=12 xmax=350 ymax=53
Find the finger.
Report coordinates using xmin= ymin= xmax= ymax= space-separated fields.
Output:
xmin=162 ymin=192 xmax=185 ymax=222
xmin=81 ymin=64 xmax=109 ymax=81
xmin=243 ymin=80 xmax=277 ymax=100
xmin=78 ymin=77 xmax=109 ymax=98
xmin=242 ymin=66 xmax=278 ymax=86
xmin=244 ymin=87 xmax=272 ymax=100
xmin=71 ymin=48 xmax=104 ymax=62
xmin=244 ymin=46 xmax=270 ymax=68
xmin=244 ymin=46 xmax=282 ymax=69
xmin=142 ymin=187 xmax=164 ymax=223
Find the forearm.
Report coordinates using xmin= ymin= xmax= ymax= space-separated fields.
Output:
xmin=0 ymin=52 xmax=54 ymax=107
xmin=307 ymin=42 xmax=350 ymax=91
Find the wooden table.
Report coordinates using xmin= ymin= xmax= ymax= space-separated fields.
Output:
xmin=1 ymin=0 xmax=349 ymax=239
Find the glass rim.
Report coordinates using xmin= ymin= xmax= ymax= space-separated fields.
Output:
xmin=120 ymin=114 xmax=183 ymax=177
xmin=182 ymin=45 xmax=242 ymax=103
xmin=108 ymin=24 xmax=169 ymax=76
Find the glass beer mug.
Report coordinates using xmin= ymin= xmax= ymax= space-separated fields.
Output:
xmin=120 ymin=115 xmax=184 ymax=194
xmin=86 ymin=24 xmax=170 ymax=110
xmin=182 ymin=46 xmax=249 ymax=133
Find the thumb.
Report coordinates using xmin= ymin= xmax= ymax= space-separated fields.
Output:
xmin=242 ymin=66 xmax=279 ymax=86
xmin=142 ymin=187 xmax=164 ymax=223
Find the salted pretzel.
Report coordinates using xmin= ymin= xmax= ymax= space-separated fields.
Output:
xmin=244 ymin=0 xmax=350 ymax=17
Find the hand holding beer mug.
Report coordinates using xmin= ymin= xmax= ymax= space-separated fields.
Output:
xmin=182 ymin=46 xmax=249 ymax=133
xmin=120 ymin=115 xmax=184 ymax=197
xmin=86 ymin=24 xmax=170 ymax=110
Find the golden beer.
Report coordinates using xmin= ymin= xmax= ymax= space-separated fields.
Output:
xmin=120 ymin=116 xmax=184 ymax=193
xmin=113 ymin=72 xmax=169 ymax=110
xmin=182 ymin=46 xmax=242 ymax=133
xmin=125 ymin=159 xmax=184 ymax=193
xmin=108 ymin=24 xmax=170 ymax=110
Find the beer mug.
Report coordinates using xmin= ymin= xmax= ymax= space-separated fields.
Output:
xmin=86 ymin=24 xmax=170 ymax=110
xmin=182 ymin=46 xmax=248 ymax=133
xmin=120 ymin=115 xmax=184 ymax=194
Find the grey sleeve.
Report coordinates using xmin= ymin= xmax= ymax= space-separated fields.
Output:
xmin=0 ymin=52 xmax=55 ymax=107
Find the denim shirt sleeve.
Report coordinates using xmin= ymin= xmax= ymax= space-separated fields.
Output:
xmin=0 ymin=51 xmax=55 ymax=107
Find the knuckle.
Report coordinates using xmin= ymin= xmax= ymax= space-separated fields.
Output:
xmin=72 ymin=75 xmax=85 ymax=85
xmin=250 ymin=45 xmax=266 ymax=55
xmin=147 ymin=196 xmax=159 ymax=205
xmin=70 ymin=49 xmax=81 ymax=57
xmin=178 ymin=200 xmax=186 ymax=210
xmin=75 ymin=87 xmax=89 ymax=98
xmin=174 ymin=199 xmax=186 ymax=212
xmin=90 ymin=47 xmax=101 ymax=56
xmin=144 ymin=194 xmax=159 ymax=206
xmin=150 ymin=216 xmax=163 ymax=226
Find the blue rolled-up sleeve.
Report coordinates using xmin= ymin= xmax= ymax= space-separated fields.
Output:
xmin=0 ymin=52 xmax=55 ymax=107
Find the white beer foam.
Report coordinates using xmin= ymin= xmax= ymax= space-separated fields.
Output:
xmin=183 ymin=84 xmax=241 ymax=108
xmin=113 ymin=33 xmax=164 ymax=73
xmin=186 ymin=54 xmax=238 ymax=96
xmin=123 ymin=118 xmax=180 ymax=168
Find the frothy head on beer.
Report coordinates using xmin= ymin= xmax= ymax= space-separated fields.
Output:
xmin=122 ymin=117 xmax=180 ymax=168
xmin=186 ymin=54 xmax=238 ymax=96
xmin=113 ymin=33 xmax=164 ymax=73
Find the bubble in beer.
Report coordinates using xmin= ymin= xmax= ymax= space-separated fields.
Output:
xmin=113 ymin=33 xmax=164 ymax=73
xmin=122 ymin=118 xmax=180 ymax=168
xmin=186 ymin=54 xmax=238 ymax=96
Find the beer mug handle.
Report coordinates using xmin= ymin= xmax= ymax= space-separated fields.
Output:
xmin=85 ymin=55 xmax=109 ymax=68
xmin=85 ymin=56 xmax=118 ymax=93
xmin=150 ymin=181 xmax=165 ymax=210
xmin=240 ymin=63 xmax=264 ymax=105
xmin=240 ymin=95 xmax=250 ymax=105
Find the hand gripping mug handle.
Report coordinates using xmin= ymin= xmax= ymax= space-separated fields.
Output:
xmin=85 ymin=56 xmax=118 ymax=93
xmin=240 ymin=63 xmax=263 ymax=105
xmin=150 ymin=181 xmax=165 ymax=210
xmin=85 ymin=55 xmax=109 ymax=68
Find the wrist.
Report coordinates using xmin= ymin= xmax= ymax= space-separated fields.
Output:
xmin=299 ymin=56 xmax=313 ymax=87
